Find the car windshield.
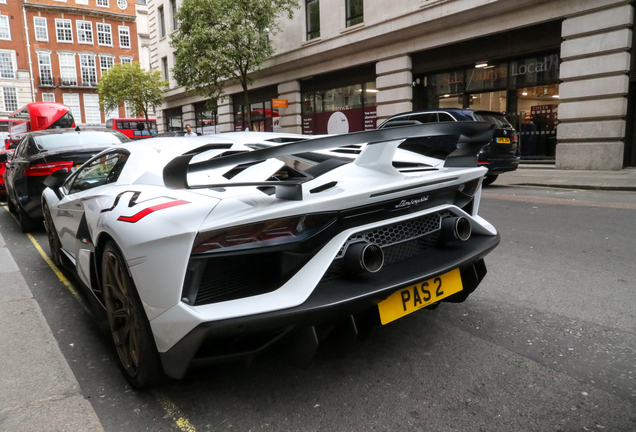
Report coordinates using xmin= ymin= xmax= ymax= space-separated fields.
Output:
xmin=34 ymin=131 xmax=131 ymax=150
xmin=472 ymin=111 xmax=513 ymax=128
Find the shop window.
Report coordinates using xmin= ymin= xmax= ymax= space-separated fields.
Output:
xmin=346 ymin=0 xmax=363 ymax=27
xmin=301 ymin=81 xmax=377 ymax=135
xmin=306 ymin=0 xmax=320 ymax=40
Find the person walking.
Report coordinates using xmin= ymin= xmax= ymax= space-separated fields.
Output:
xmin=184 ymin=124 xmax=197 ymax=137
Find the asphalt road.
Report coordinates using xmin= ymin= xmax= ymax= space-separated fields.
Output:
xmin=1 ymin=184 xmax=635 ymax=432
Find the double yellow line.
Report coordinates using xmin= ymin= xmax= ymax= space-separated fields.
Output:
xmin=1 ymin=204 xmax=197 ymax=432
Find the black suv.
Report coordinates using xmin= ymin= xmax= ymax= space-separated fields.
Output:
xmin=378 ymin=109 xmax=520 ymax=185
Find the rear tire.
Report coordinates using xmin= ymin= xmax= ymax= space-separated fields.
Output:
xmin=482 ymin=175 xmax=498 ymax=186
xmin=17 ymin=203 xmax=38 ymax=233
xmin=43 ymin=203 xmax=63 ymax=267
xmin=102 ymin=241 xmax=162 ymax=389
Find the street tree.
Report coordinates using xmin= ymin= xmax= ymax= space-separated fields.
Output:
xmin=171 ymin=0 xmax=298 ymax=129
xmin=97 ymin=62 xmax=167 ymax=131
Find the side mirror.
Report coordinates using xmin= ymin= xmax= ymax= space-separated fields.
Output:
xmin=44 ymin=169 xmax=70 ymax=199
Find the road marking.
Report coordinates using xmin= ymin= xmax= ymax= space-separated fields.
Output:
xmin=2 ymin=204 xmax=197 ymax=432
xmin=154 ymin=392 xmax=198 ymax=432
xmin=482 ymin=192 xmax=636 ymax=209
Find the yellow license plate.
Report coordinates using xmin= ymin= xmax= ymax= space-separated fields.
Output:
xmin=378 ymin=268 xmax=463 ymax=325
xmin=496 ymin=137 xmax=511 ymax=144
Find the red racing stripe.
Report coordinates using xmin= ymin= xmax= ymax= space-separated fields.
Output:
xmin=117 ymin=200 xmax=189 ymax=223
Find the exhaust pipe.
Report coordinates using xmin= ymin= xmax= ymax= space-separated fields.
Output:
xmin=345 ymin=242 xmax=384 ymax=274
xmin=440 ymin=216 xmax=471 ymax=242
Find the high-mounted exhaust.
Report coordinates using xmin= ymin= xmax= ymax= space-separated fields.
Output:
xmin=440 ymin=216 xmax=472 ymax=242
xmin=345 ymin=242 xmax=384 ymax=274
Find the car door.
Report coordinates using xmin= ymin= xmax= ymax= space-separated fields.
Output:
xmin=55 ymin=151 xmax=129 ymax=263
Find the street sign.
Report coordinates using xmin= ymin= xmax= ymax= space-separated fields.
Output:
xmin=272 ymin=99 xmax=288 ymax=108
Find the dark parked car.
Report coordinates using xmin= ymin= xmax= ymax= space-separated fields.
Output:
xmin=378 ymin=109 xmax=520 ymax=185
xmin=1 ymin=129 xmax=130 ymax=232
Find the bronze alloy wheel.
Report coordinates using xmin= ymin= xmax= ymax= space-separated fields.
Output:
xmin=101 ymin=242 xmax=161 ymax=388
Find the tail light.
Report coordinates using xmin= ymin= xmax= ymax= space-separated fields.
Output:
xmin=192 ymin=213 xmax=337 ymax=254
xmin=24 ymin=161 xmax=73 ymax=176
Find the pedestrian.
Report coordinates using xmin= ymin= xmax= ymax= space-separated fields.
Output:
xmin=184 ymin=124 xmax=197 ymax=137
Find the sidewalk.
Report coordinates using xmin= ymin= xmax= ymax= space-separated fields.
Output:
xmin=0 ymin=232 xmax=104 ymax=432
xmin=494 ymin=164 xmax=636 ymax=192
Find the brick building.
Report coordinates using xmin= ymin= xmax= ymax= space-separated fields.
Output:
xmin=0 ymin=0 xmax=142 ymax=123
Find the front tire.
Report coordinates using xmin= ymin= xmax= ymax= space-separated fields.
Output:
xmin=483 ymin=175 xmax=498 ymax=186
xmin=102 ymin=241 xmax=162 ymax=389
xmin=43 ymin=203 xmax=63 ymax=267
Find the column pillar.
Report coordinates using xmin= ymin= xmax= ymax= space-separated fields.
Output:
xmin=376 ymin=55 xmax=413 ymax=123
xmin=277 ymin=80 xmax=302 ymax=134
xmin=557 ymin=2 xmax=633 ymax=170
xmin=181 ymin=104 xmax=196 ymax=129
xmin=156 ymin=109 xmax=165 ymax=133
xmin=217 ymin=97 xmax=234 ymax=133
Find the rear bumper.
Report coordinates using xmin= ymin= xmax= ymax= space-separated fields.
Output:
xmin=479 ymin=156 xmax=520 ymax=175
xmin=159 ymin=232 xmax=500 ymax=379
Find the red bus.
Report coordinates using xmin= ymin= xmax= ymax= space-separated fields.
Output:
xmin=106 ymin=118 xmax=157 ymax=139
xmin=7 ymin=102 xmax=75 ymax=149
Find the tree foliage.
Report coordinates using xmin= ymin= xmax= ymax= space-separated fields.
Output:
xmin=171 ymin=0 xmax=298 ymax=126
xmin=97 ymin=62 xmax=168 ymax=125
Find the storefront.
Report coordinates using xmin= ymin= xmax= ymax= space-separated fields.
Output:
xmin=194 ymin=101 xmax=218 ymax=135
xmin=163 ymin=107 xmax=183 ymax=132
xmin=411 ymin=22 xmax=562 ymax=160
xmin=232 ymin=85 xmax=280 ymax=132
xmin=301 ymin=64 xmax=377 ymax=135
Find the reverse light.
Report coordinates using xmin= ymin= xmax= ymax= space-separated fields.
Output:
xmin=25 ymin=161 xmax=73 ymax=176
xmin=192 ymin=213 xmax=337 ymax=254
xmin=457 ymin=178 xmax=482 ymax=197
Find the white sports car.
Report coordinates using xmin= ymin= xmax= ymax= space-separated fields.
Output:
xmin=42 ymin=123 xmax=500 ymax=388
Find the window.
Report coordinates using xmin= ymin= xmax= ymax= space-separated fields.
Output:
xmin=96 ymin=23 xmax=112 ymax=46
xmin=69 ymin=153 xmax=127 ymax=194
xmin=83 ymin=94 xmax=101 ymax=123
xmin=42 ymin=93 xmax=55 ymax=102
xmin=121 ymin=56 xmax=132 ymax=64
xmin=79 ymin=54 xmax=97 ymax=86
xmin=161 ymin=56 xmax=168 ymax=80
xmin=58 ymin=53 xmax=78 ymax=86
xmin=346 ymin=0 xmax=363 ymax=27
xmin=38 ymin=52 xmax=54 ymax=86
xmin=77 ymin=20 xmax=93 ymax=44
xmin=125 ymin=101 xmax=135 ymax=118
xmin=0 ymin=51 xmax=15 ymax=79
xmin=99 ymin=55 xmax=114 ymax=76
xmin=96 ymin=0 xmax=109 ymax=6
xmin=306 ymin=0 xmax=319 ymax=40
xmin=158 ymin=6 xmax=166 ymax=38
xmin=119 ymin=26 xmax=130 ymax=48
xmin=33 ymin=17 xmax=48 ymax=42
xmin=55 ymin=19 xmax=73 ymax=43
xmin=75 ymin=0 xmax=89 ymax=4
xmin=63 ymin=93 xmax=82 ymax=123
xmin=0 ymin=15 xmax=10 ymax=40
xmin=170 ymin=0 xmax=178 ymax=31
xmin=1 ymin=87 xmax=17 ymax=112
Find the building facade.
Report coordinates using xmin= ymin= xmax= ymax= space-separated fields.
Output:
xmin=0 ymin=0 xmax=144 ymax=123
xmin=149 ymin=0 xmax=636 ymax=170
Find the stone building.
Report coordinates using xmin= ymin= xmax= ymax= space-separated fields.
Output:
xmin=149 ymin=0 xmax=636 ymax=170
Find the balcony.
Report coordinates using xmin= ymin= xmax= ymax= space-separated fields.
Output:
xmin=58 ymin=77 xmax=79 ymax=87
xmin=38 ymin=76 xmax=55 ymax=87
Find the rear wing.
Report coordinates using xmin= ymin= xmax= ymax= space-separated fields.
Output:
xmin=162 ymin=122 xmax=495 ymax=199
